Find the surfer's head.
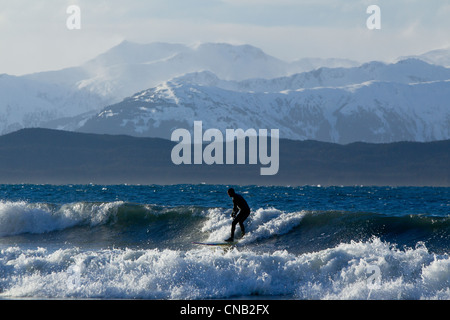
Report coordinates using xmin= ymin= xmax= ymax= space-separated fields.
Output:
xmin=227 ymin=188 xmax=235 ymax=197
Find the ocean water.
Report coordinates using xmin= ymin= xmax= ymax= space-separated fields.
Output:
xmin=0 ymin=184 xmax=448 ymax=300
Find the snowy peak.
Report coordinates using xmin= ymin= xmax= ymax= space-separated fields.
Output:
xmin=397 ymin=47 xmax=450 ymax=67
xmin=73 ymin=41 xmax=298 ymax=100
xmin=76 ymin=58 xmax=450 ymax=144
xmin=84 ymin=41 xmax=187 ymax=68
xmin=156 ymin=42 xmax=289 ymax=81
xmin=166 ymin=58 xmax=450 ymax=93
xmin=358 ymin=58 xmax=450 ymax=83
xmin=189 ymin=42 xmax=271 ymax=60
xmin=77 ymin=41 xmax=361 ymax=97
xmin=86 ymin=41 xmax=276 ymax=67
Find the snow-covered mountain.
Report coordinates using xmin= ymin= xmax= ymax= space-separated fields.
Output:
xmin=0 ymin=41 xmax=360 ymax=135
xmin=76 ymin=59 xmax=450 ymax=144
xmin=2 ymin=41 xmax=450 ymax=143
xmin=169 ymin=59 xmax=450 ymax=93
xmin=398 ymin=47 xmax=450 ymax=67
xmin=58 ymin=41 xmax=360 ymax=99
xmin=0 ymin=73 xmax=109 ymax=135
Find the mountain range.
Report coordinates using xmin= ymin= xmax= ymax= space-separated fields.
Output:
xmin=76 ymin=59 xmax=450 ymax=143
xmin=398 ymin=46 xmax=450 ymax=67
xmin=1 ymin=41 xmax=450 ymax=144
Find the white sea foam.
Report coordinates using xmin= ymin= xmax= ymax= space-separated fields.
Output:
xmin=202 ymin=207 xmax=306 ymax=243
xmin=1 ymin=238 xmax=448 ymax=300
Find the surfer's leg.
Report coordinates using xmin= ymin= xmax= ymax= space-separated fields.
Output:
xmin=226 ymin=215 xmax=239 ymax=241
xmin=236 ymin=209 xmax=250 ymax=237
xmin=227 ymin=209 xmax=250 ymax=241
xmin=238 ymin=221 xmax=245 ymax=236
xmin=230 ymin=219 xmax=237 ymax=239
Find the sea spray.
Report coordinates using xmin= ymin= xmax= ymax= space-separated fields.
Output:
xmin=1 ymin=238 xmax=449 ymax=299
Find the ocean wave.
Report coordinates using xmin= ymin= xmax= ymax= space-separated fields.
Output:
xmin=1 ymin=201 xmax=449 ymax=254
xmin=0 ymin=200 xmax=125 ymax=236
xmin=0 ymin=200 xmax=207 ymax=237
xmin=0 ymin=238 xmax=448 ymax=299
xmin=201 ymin=208 xmax=450 ymax=253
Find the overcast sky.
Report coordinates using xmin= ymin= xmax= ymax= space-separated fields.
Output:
xmin=1 ymin=0 xmax=449 ymax=75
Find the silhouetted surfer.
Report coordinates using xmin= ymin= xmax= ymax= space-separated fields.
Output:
xmin=225 ymin=188 xmax=250 ymax=242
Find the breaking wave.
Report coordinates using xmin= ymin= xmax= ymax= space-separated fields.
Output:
xmin=1 ymin=200 xmax=449 ymax=299
xmin=1 ymin=201 xmax=449 ymax=251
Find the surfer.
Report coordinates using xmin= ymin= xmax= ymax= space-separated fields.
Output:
xmin=225 ymin=188 xmax=250 ymax=242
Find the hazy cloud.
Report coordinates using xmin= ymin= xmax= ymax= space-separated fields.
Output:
xmin=0 ymin=0 xmax=449 ymax=75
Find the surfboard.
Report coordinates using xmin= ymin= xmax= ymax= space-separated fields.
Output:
xmin=192 ymin=241 xmax=237 ymax=246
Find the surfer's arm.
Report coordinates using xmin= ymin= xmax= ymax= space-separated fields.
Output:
xmin=231 ymin=199 xmax=238 ymax=218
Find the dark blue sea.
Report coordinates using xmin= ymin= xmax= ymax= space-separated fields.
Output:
xmin=0 ymin=184 xmax=449 ymax=299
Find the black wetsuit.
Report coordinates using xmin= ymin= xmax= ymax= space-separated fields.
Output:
xmin=230 ymin=193 xmax=250 ymax=240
